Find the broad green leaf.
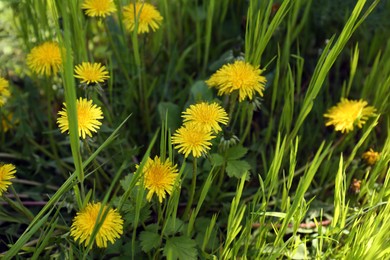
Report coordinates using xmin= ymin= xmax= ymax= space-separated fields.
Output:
xmin=164 ymin=217 xmax=184 ymax=236
xmin=190 ymin=81 xmax=213 ymax=102
xmin=158 ymin=102 xmax=181 ymax=130
xmin=163 ymin=236 xmax=197 ymax=260
xmin=226 ymin=160 xmax=251 ymax=178
xmin=139 ymin=231 xmax=161 ymax=253
xmin=226 ymin=145 xmax=248 ymax=161
xmin=211 ymin=153 xmax=225 ymax=166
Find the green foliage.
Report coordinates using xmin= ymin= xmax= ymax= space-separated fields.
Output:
xmin=0 ymin=0 xmax=389 ymax=259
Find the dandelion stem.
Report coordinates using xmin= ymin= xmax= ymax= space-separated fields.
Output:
xmin=183 ymin=158 xmax=197 ymax=220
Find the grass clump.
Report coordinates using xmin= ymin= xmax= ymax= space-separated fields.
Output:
xmin=0 ymin=0 xmax=389 ymax=259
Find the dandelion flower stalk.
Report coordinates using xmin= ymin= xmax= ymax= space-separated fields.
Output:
xmin=183 ymin=158 xmax=197 ymax=220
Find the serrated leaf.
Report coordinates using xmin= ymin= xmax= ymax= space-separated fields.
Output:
xmin=226 ymin=160 xmax=251 ymax=178
xmin=163 ymin=217 xmax=184 ymax=236
xmin=211 ymin=153 xmax=225 ymax=166
xmin=225 ymin=145 xmax=248 ymax=161
xmin=163 ymin=236 xmax=197 ymax=260
xmin=139 ymin=230 xmax=161 ymax=253
xmin=120 ymin=174 xmax=133 ymax=192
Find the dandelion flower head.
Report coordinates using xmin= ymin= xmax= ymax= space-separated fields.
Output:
xmin=323 ymin=98 xmax=377 ymax=133
xmin=27 ymin=42 xmax=62 ymax=76
xmin=57 ymin=98 xmax=103 ymax=139
xmin=172 ymin=123 xmax=215 ymax=158
xmin=137 ymin=156 xmax=178 ymax=203
xmin=70 ymin=202 xmax=123 ymax=248
xmin=182 ymin=102 xmax=228 ymax=133
xmin=206 ymin=60 xmax=267 ymax=102
xmin=123 ymin=2 xmax=163 ymax=34
xmin=362 ymin=148 xmax=380 ymax=165
xmin=82 ymin=0 xmax=117 ymax=17
xmin=0 ymin=163 xmax=16 ymax=196
xmin=74 ymin=62 xmax=110 ymax=85
xmin=0 ymin=77 xmax=10 ymax=107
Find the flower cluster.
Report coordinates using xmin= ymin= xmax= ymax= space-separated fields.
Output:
xmin=70 ymin=202 xmax=123 ymax=248
xmin=172 ymin=102 xmax=228 ymax=158
xmin=206 ymin=60 xmax=267 ymax=102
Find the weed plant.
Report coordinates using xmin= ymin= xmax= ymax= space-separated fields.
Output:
xmin=0 ymin=0 xmax=389 ymax=259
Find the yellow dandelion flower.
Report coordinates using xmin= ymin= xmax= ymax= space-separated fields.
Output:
xmin=0 ymin=163 xmax=16 ymax=196
xmin=70 ymin=202 xmax=123 ymax=248
xmin=137 ymin=156 xmax=178 ymax=203
xmin=172 ymin=123 xmax=215 ymax=158
xmin=206 ymin=60 xmax=267 ymax=102
xmin=0 ymin=77 xmax=10 ymax=107
xmin=1 ymin=112 xmax=16 ymax=133
xmin=82 ymin=0 xmax=116 ymax=18
xmin=123 ymin=2 xmax=163 ymax=34
xmin=26 ymin=42 xmax=62 ymax=76
xmin=182 ymin=102 xmax=228 ymax=133
xmin=57 ymin=98 xmax=103 ymax=139
xmin=362 ymin=148 xmax=380 ymax=165
xmin=74 ymin=62 xmax=110 ymax=85
xmin=324 ymin=98 xmax=377 ymax=133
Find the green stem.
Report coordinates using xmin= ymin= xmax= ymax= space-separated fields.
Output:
xmin=183 ymin=158 xmax=197 ymax=220
xmin=240 ymin=105 xmax=254 ymax=144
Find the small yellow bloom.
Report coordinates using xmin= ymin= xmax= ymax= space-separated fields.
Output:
xmin=0 ymin=77 xmax=10 ymax=107
xmin=138 ymin=156 xmax=178 ymax=203
xmin=206 ymin=60 xmax=267 ymax=102
xmin=0 ymin=163 xmax=16 ymax=196
xmin=123 ymin=2 xmax=163 ymax=34
xmin=172 ymin=123 xmax=215 ymax=158
xmin=70 ymin=202 xmax=123 ymax=248
xmin=74 ymin=62 xmax=110 ymax=85
xmin=362 ymin=148 xmax=380 ymax=165
xmin=182 ymin=102 xmax=228 ymax=133
xmin=82 ymin=0 xmax=117 ymax=18
xmin=324 ymin=98 xmax=377 ymax=133
xmin=1 ymin=112 xmax=16 ymax=133
xmin=57 ymin=98 xmax=103 ymax=139
xmin=26 ymin=42 xmax=62 ymax=76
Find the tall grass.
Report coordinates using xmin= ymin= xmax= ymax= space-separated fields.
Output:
xmin=0 ymin=0 xmax=389 ymax=259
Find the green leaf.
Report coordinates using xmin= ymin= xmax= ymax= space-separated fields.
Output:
xmin=190 ymin=81 xmax=213 ymax=102
xmin=120 ymin=174 xmax=133 ymax=192
xmin=164 ymin=217 xmax=184 ymax=236
xmin=163 ymin=236 xmax=198 ymax=260
xmin=139 ymin=230 xmax=161 ymax=253
xmin=158 ymin=102 xmax=181 ymax=130
xmin=226 ymin=145 xmax=248 ymax=161
xmin=211 ymin=153 xmax=225 ymax=166
xmin=226 ymin=160 xmax=251 ymax=178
